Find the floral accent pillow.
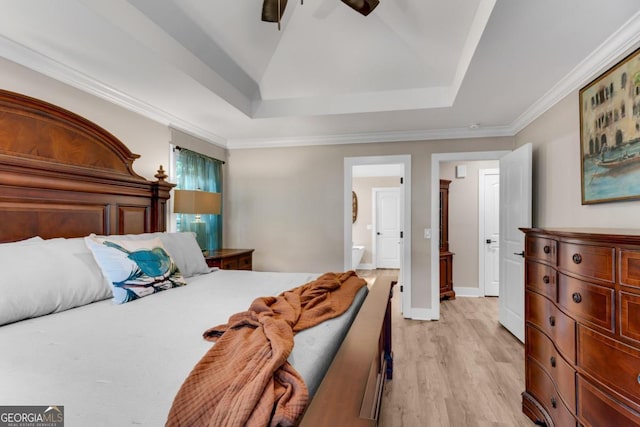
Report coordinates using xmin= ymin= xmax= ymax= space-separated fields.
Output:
xmin=85 ymin=235 xmax=187 ymax=304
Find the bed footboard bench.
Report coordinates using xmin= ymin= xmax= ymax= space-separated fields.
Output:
xmin=300 ymin=277 xmax=394 ymax=426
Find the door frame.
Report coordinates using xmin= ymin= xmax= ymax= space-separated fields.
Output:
xmin=372 ymin=187 xmax=401 ymax=269
xmin=344 ymin=155 xmax=411 ymax=317
xmin=430 ymin=151 xmax=509 ymax=320
xmin=478 ymin=168 xmax=500 ymax=296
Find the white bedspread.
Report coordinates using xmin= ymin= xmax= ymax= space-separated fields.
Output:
xmin=0 ymin=270 xmax=366 ymax=426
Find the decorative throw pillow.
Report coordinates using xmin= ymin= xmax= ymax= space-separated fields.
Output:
xmin=85 ymin=235 xmax=187 ymax=304
xmin=95 ymin=232 xmax=210 ymax=277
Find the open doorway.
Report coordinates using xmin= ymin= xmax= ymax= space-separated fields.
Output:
xmin=344 ymin=155 xmax=412 ymax=317
xmin=431 ymin=147 xmax=531 ymax=342
xmin=430 ymin=151 xmax=509 ymax=320
xmin=439 ymin=161 xmax=500 ymax=298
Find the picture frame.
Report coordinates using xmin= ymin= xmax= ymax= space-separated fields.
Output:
xmin=579 ymin=46 xmax=640 ymax=204
xmin=352 ymin=191 xmax=358 ymax=223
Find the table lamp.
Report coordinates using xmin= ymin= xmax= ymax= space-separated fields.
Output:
xmin=173 ymin=189 xmax=221 ymax=253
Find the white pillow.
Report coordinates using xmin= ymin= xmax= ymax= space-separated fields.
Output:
xmin=0 ymin=236 xmax=44 ymax=246
xmin=85 ymin=235 xmax=187 ymax=304
xmin=0 ymin=238 xmax=112 ymax=326
xmin=95 ymin=232 xmax=210 ymax=278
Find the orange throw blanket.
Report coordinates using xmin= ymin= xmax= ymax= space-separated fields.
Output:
xmin=166 ymin=271 xmax=367 ymax=427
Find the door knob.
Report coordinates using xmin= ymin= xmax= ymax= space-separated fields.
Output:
xmin=514 ymin=251 xmax=525 ymax=257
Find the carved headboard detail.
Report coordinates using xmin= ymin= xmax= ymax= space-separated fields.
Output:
xmin=0 ymin=89 xmax=174 ymax=242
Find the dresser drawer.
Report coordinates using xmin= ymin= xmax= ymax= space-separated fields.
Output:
xmin=558 ymin=242 xmax=614 ymax=283
xmin=621 ymin=249 xmax=640 ymax=288
xmin=527 ymin=325 xmax=576 ymax=412
xmin=220 ymin=258 xmax=237 ymax=269
xmin=527 ymin=291 xmax=576 ymax=363
xmin=527 ymin=260 xmax=557 ymax=301
xmin=206 ymin=250 xmax=254 ymax=271
xmin=578 ymin=376 xmax=640 ymax=427
xmin=558 ymin=274 xmax=615 ymax=333
xmin=527 ymin=359 xmax=577 ymax=427
xmin=621 ymin=291 xmax=640 ymax=343
xmin=526 ymin=236 xmax=557 ymax=264
xmin=578 ymin=325 xmax=640 ymax=410
xmin=237 ymin=254 xmax=252 ymax=270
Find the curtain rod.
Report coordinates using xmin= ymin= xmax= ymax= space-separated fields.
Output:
xmin=174 ymin=146 xmax=226 ymax=164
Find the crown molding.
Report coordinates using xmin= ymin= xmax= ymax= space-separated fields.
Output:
xmin=226 ymin=125 xmax=515 ymax=150
xmin=0 ymin=34 xmax=228 ymax=147
xmin=2 ymin=9 xmax=639 ymax=152
xmin=511 ymin=10 xmax=640 ymax=134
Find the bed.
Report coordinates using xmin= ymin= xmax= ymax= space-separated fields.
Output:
xmin=0 ymin=89 xmax=393 ymax=426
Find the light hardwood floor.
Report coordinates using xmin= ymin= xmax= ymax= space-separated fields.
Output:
xmin=360 ymin=270 xmax=534 ymax=427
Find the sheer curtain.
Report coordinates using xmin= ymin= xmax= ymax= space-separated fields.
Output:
xmin=174 ymin=147 xmax=223 ymax=252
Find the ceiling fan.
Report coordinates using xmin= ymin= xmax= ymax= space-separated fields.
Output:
xmin=262 ymin=0 xmax=380 ymax=29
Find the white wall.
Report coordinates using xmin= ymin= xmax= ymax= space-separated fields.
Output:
xmin=516 ymin=90 xmax=640 ymax=227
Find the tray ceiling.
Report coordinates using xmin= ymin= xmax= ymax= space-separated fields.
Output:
xmin=0 ymin=0 xmax=639 ymax=148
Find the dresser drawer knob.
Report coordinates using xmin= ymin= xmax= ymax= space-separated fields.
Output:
xmin=572 ymin=253 xmax=582 ymax=264
xmin=572 ymin=292 xmax=582 ymax=303
xmin=637 ymin=374 xmax=640 ymax=385
xmin=549 ymin=316 xmax=556 ymax=327
xmin=550 ymin=356 xmax=556 ymax=368
xmin=542 ymin=275 xmax=550 ymax=284
xmin=543 ymin=245 xmax=551 ymax=254
xmin=550 ymin=397 xmax=557 ymax=408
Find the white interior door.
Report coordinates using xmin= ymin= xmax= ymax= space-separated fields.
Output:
xmin=498 ymin=143 xmax=532 ymax=342
xmin=480 ymin=168 xmax=500 ymax=296
xmin=375 ymin=188 xmax=401 ymax=269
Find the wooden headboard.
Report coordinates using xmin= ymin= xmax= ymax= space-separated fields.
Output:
xmin=0 ymin=89 xmax=174 ymax=243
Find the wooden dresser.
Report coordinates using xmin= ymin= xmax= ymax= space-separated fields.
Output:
xmin=521 ymin=228 xmax=640 ymax=427
xmin=439 ymin=179 xmax=455 ymax=299
xmin=205 ymin=249 xmax=254 ymax=270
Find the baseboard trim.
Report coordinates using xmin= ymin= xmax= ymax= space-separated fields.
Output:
xmin=356 ymin=263 xmax=375 ymax=270
xmin=454 ymin=287 xmax=484 ymax=297
xmin=408 ymin=307 xmax=437 ymax=321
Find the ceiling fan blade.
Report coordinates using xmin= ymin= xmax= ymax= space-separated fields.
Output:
xmin=262 ymin=0 xmax=289 ymax=23
xmin=341 ymin=0 xmax=380 ymax=16
xmin=313 ymin=0 xmax=339 ymax=19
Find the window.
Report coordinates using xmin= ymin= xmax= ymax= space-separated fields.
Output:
xmin=173 ymin=147 xmax=223 ymax=251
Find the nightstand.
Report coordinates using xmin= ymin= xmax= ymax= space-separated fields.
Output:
xmin=205 ymin=249 xmax=254 ymax=270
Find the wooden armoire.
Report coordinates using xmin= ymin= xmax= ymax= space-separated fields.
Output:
xmin=439 ymin=179 xmax=455 ymax=299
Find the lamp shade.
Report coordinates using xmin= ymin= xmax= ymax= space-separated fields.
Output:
xmin=173 ymin=190 xmax=221 ymax=215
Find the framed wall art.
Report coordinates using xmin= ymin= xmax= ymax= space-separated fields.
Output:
xmin=352 ymin=191 xmax=358 ymax=223
xmin=580 ymin=46 xmax=640 ymax=204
